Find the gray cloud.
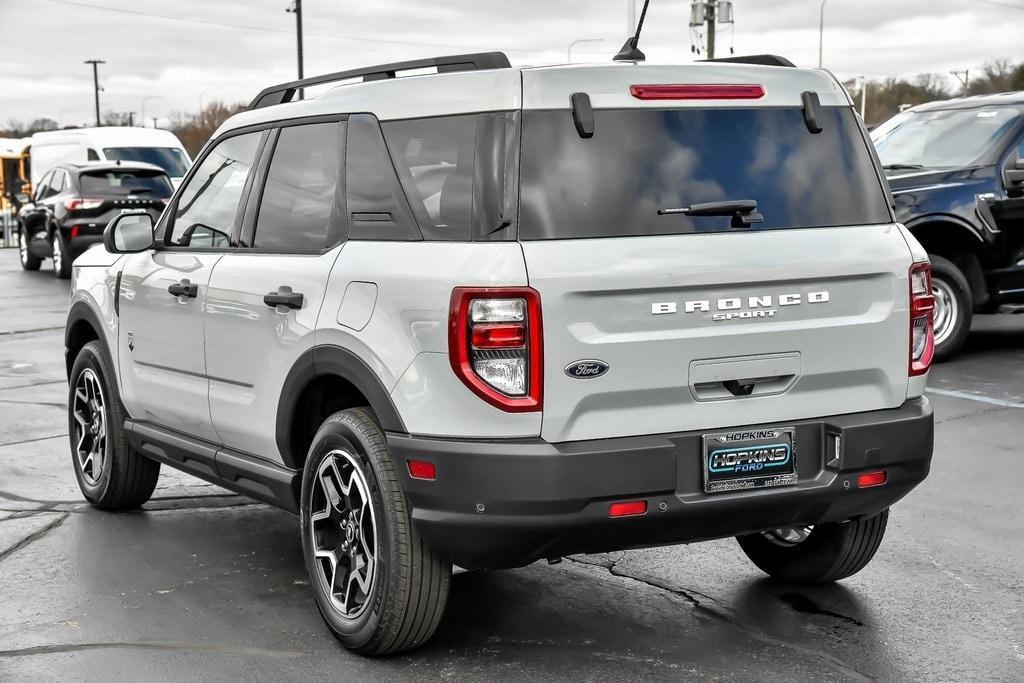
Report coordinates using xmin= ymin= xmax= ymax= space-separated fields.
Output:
xmin=0 ymin=0 xmax=1021 ymax=126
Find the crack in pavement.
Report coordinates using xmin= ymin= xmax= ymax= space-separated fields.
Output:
xmin=0 ymin=640 xmax=304 ymax=659
xmin=0 ymin=325 xmax=64 ymax=337
xmin=565 ymin=556 xmax=873 ymax=682
xmin=0 ymin=398 xmax=66 ymax=409
xmin=0 ymin=380 xmax=66 ymax=392
xmin=0 ymin=433 xmax=66 ymax=448
xmin=0 ymin=513 xmax=68 ymax=562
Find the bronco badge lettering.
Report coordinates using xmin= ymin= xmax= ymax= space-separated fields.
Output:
xmin=651 ymin=291 xmax=830 ymax=321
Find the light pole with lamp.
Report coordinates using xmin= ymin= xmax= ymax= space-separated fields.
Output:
xmin=818 ymin=0 xmax=827 ymax=68
xmin=568 ymin=38 xmax=604 ymax=63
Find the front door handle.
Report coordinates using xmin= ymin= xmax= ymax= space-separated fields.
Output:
xmin=168 ymin=279 xmax=198 ymax=298
xmin=264 ymin=286 xmax=304 ymax=310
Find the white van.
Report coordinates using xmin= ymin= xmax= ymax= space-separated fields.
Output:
xmin=29 ymin=127 xmax=191 ymax=188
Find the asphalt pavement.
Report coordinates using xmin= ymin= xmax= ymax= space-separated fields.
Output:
xmin=1 ymin=248 xmax=1022 ymax=681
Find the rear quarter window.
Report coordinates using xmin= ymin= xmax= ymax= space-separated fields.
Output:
xmin=518 ymin=106 xmax=892 ymax=239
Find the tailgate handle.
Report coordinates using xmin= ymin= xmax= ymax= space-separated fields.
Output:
xmin=723 ymin=378 xmax=757 ymax=397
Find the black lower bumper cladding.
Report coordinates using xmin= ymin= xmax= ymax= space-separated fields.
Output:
xmin=388 ymin=398 xmax=933 ymax=569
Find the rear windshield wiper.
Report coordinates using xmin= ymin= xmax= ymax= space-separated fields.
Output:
xmin=658 ymin=199 xmax=764 ymax=228
xmin=882 ymin=163 xmax=924 ymax=171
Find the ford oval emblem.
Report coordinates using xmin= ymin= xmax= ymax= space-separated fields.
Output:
xmin=564 ymin=359 xmax=609 ymax=379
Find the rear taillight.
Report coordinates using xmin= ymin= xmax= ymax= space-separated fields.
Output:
xmin=64 ymin=198 xmax=104 ymax=211
xmin=629 ymin=84 xmax=765 ymax=100
xmin=449 ymin=287 xmax=542 ymax=412
xmin=909 ymin=262 xmax=935 ymax=376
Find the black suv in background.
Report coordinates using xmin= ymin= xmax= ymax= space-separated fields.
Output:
xmin=17 ymin=161 xmax=172 ymax=278
xmin=872 ymin=92 xmax=1024 ymax=360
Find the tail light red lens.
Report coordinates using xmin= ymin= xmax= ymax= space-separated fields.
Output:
xmin=629 ymin=84 xmax=765 ymax=100
xmin=855 ymin=470 xmax=887 ymax=488
xmin=449 ymin=287 xmax=542 ymax=412
xmin=909 ymin=262 xmax=935 ymax=377
xmin=608 ymin=500 xmax=647 ymax=517
xmin=64 ymin=198 xmax=104 ymax=211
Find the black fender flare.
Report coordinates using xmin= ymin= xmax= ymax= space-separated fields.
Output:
xmin=905 ymin=213 xmax=986 ymax=245
xmin=65 ymin=300 xmax=109 ymax=379
xmin=275 ymin=345 xmax=406 ymax=468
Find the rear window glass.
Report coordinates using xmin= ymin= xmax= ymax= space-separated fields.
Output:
xmin=103 ymin=146 xmax=190 ymax=177
xmin=80 ymin=170 xmax=173 ymax=197
xmin=518 ymin=107 xmax=891 ymax=240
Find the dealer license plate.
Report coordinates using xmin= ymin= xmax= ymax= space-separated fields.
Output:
xmin=702 ymin=427 xmax=797 ymax=494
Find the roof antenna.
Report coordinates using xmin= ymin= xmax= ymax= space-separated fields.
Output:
xmin=613 ymin=0 xmax=652 ymax=62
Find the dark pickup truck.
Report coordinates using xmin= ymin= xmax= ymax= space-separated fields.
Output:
xmin=872 ymin=91 xmax=1024 ymax=360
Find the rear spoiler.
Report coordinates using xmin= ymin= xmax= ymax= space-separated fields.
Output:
xmin=701 ymin=54 xmax=795 ymax=68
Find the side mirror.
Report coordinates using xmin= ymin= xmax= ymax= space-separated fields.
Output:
xmin=103 ymin=211 xmax=154 ymax=253
xmin=13 ymin=192 xmax=29 ymax=204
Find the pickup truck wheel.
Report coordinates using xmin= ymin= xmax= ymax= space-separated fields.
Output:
xmin=18 ymin=225 xmax=41 ymax=271
xmin=68 ymin=340 xmax=160 ymax=509
xmin=300 ymin=408 xmax=450 ymax=655
xmin=929 ymin=255 xmax=972 ymax=362
xmin=52 ymin=231 xmax=71 ymax=279
xmin=736 ymin=509 xmax=888 ymax=584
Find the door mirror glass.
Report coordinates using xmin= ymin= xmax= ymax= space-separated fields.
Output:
xmin=13 ymin=192 xmax=29 ymax=204
xmin=104 ymin=212 xmax=154 ymax=253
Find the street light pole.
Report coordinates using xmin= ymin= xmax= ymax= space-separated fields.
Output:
xmin=568 ymin=38 xmax=604 ymax=63
xmin=84 ymin=59 xmax=105 ymax=126
xmin=286 ymin=0 xmax=304 ymax=99
xmin=818 ymin=0 xmax=827 ymax=68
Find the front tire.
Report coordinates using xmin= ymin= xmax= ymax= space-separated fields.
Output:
xmin=736 ymin=510 xmax=889 ymax=584
xmin=300 ymin=408 xmax=450 ymax=655
xmin=18 ymin=224 xmax=41 ymax=271
xmin=68 ymin=340 xmax=160 ymax=509
xmin=929 ymin=255 xmax=972 ymax=362
xmin=52 ymin=230 xmax=71 ymax=279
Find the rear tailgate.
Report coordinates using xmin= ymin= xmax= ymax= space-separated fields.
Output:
xmin=523 ymin=226 xmax=912 ymax=442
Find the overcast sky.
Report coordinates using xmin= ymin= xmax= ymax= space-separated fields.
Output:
xmin=1 ymin=0 xmax=1022 ymax=127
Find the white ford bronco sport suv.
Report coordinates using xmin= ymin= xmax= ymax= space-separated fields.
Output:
xmin=65 ymin=50 xmax=935 ymax=654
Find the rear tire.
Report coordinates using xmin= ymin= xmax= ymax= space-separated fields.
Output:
xmin=68 ymin=340 xmax=160 ymax=509
xmin=929 ymin=255 xmax=971 ymax=362
xmin=736 ymin=510 xmax=889 ymax=584
xmin=52 ymin=230 xmax=71 ymax=279
xmin=18 ymin=224 xmax=41 ymax=271
xmin=300 ymin=407 xmax=450 ymax=655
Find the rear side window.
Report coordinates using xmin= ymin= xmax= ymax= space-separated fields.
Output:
xmin=518 ymin=107 xmax=891 ymax=239
xmin=168 ymin=131 xmax=261 ymax=248
xmin=80 ymin=170 xmax=172 ymax=197
xmin=382 ymin=112 xmax=518 ymax=241
xmin=253 ymin=122 xmax=343 ymax=252
xmin=345 ymin=114 xmax=419 ymax=241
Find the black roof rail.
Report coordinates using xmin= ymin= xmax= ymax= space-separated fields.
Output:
xmin=248 ymin=52 xmax=511 ymax=110
xmin=701 ymin=54 xmax=795 ymax=68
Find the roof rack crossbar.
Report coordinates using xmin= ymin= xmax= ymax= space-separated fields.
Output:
xmin=701 ymin=54 xmax=795 ymax=68
xmin=248 ymin=51 xmax=511 ymax=110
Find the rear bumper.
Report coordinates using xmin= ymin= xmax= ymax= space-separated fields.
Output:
xmin=388 ymin=398 xmax=933 ymax=569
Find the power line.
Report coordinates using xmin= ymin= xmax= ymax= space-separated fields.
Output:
xmin=46 ymin=0 xmax=536 ymax=53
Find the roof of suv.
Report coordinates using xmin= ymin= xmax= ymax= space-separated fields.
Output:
xmin=909 ymin=90 xmax=1024 ymax=112
xmin=55 ymin=161 xmax=168 ymax=176
xmin=216 ymin=59 xmax=851 ymax=138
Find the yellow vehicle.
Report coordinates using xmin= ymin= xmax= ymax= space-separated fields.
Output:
xmin=1 ymin=137 xmax=31 ymax=208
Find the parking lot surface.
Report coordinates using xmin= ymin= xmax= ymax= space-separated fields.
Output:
xmin=1 ymin=248 xmax=1022 ymax=681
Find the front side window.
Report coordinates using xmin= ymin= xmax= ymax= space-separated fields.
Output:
xmin=519 ymin=106 xmax=892 ymax=239
xmin=51 ymin=170 xmax=66 ymax=194
xmin=167 ymin=132 xmax=261 ymax=248
xmin=34 ymin=171 xmax=52 ymax=201
xmin=382 ymin=113 xmax=517 ymax=241
xmin=103 ymin=146 xmax=190 ymax=177
xmin=252 ymin=122 xmax=343 ymax=252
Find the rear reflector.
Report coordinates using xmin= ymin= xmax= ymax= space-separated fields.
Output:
xmin=855 ymin=470 xmax=887 ymax=488
xmin=629 ymin=84 xmax=765 ymax=100
xmin=608 ymin=500 xmax=647 ymax=517
xmin=407 ymin=460 xmax=436 ymax=481
xmin=70 ymin=226 xmax=79 ymax=239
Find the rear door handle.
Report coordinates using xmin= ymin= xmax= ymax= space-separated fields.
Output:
xmin=264 ymin=287 xmax=304 ymax=310
xmin=168 ymin=279 xmax=198 ymax=298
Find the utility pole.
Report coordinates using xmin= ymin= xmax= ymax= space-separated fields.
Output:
xmin=859 ymin=76 xmax=868 ymax=121
xmin=689 ymin=2 xmax=733 ymax=59
xmin=627 ymin=0 xmax=636 ymax=34
xmin=84 ymin=59 xmax=105 ymax=127
xmin=152 ymin=117 xmax=159 ymax=129
xmin=286 ymin=0 xmax=304 ymax=99
xmin=951 ymin=69 xmax=970 ymax=94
